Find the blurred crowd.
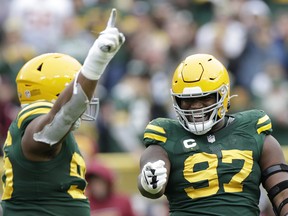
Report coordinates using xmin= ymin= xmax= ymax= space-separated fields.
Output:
xmin=0 ymin=0 xmax=288 ymax=215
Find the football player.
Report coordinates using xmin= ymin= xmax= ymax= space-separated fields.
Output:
xmin=1 ymin=8 xmax=125 ymax=216
xmin=137 ymin=54 xmax=288 ymax=216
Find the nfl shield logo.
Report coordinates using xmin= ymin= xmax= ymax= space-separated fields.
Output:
xmin=207 ymin=135 xmax=216 ymax=143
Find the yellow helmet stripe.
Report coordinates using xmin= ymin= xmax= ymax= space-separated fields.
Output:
xmin=257 ymin=115 xmax=269 ymax=125
xmin=257 ymin=123 xmax=272 ymax=134
xmin=144 ymin=132 xmax=167 ymax=143
xmin=17 ymin=108 xmax=51 ymax=128
xmin=146 ymin=124 xmax=166 ymax=134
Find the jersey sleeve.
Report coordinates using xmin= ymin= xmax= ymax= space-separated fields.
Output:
xmin=143 ymin=118 xmax=168 ymax=147
xmin=16 ymin=101 xmax=53 ymax=131
xmin=255 ymin=110 xmax=272 ymax=135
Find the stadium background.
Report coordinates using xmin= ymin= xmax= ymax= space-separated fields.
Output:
xmin=0 ymin=0 xmax=288 ymax=215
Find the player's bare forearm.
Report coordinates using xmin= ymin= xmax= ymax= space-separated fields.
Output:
xmin=21 ymin=8 xmax=125 ymax=157
xmin=35 ymin=8 xmax=125 ymax=131
xmin=49 ymin=74 xmax=97 ymax=116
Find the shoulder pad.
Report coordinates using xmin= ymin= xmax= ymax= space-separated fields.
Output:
xmin=17 ymin=101 xmax=53 ymax=129
xmin=237 ymin=109 xmax=272 ymax=135
xmin=143 ymin=118 xmax=168 ymax=144
xmin=254 ymin=110 xmax=272 ymax=135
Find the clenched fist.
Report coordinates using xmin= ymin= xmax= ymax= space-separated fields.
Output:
xmin=140 ymin=160 xmax=167 ymax=194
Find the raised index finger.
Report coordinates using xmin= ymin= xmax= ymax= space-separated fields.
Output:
xmin=106 ymin=8 xmax=117 ymax=29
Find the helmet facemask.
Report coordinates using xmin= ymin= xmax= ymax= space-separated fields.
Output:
xmin=72 ymin=72 xmax=100 ymax=122
xmin=172 ymin=85 xmax=229 ymax=135
xmin=171 ymin=54 xmax=231 ymax=135
xmin=81 ymin=97 xmax=99 ymax=121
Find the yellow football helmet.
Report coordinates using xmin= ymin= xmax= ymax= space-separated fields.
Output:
xmin=171 ymin=54 xmax=230 ymax=135
xmin=16 ymin=53 xmax=81 ymax=104
xmin=16 ymin=53 xmax=99 ymax=121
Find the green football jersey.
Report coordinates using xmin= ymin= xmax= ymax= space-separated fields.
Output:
xmin=143 ymin=109 xmax=272 ymax=216
xmin=1 ymin=101 xmax=90 ymax=216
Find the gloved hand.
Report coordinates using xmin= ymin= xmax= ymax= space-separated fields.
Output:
xmin=140 ymin=160 xmax=167 ymax=194
xmin=81 ymin=8 xmax=125 ymax=80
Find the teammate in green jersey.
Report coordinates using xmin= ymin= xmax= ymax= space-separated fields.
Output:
xmin=137 ymin=54 xmax=288 ymax=216
xmin=1 ymin=8 xmax=125 ymax=216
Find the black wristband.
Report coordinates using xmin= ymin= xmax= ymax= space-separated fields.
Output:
xmin=277 ymin=198 xmax=288 ymax=216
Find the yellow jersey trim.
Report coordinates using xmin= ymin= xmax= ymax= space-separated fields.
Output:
xmin=144 ymin=132 xmax=167 ymax=143
xmin=257 ymin=123 xmax=272 ymax=134
xmin=257 ymin=115 xmax=269 ymax=125
xmin=17 ymin=108 xmax=51 ymax=128
xmin=4 ymin=131 xmax=12 ymax=147
xmin=146 ymin=124 xmax=166 ymax=134
xmin=19 ymin=101 xmax=53 ymax=116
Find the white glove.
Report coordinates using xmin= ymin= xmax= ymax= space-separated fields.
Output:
xmin=81 ymin=8 xmax=125 ymax=80
xmin=140 ymin=160 xmax=167 ymax=194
